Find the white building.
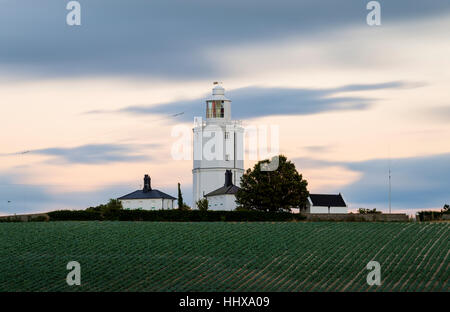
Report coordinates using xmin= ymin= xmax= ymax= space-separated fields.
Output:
xmin=118 ymin=174 xmax=176 ymax=210
xmin=192 ymin=82 xmax=244 ymax=207
xmin=305 ymin=193 xmax=348 ymax=214
xmin=205 ymin=170 xmax=240 ymax=211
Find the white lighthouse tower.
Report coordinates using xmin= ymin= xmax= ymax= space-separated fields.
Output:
xmin=192 ymin=82 xmax=244 ymax=206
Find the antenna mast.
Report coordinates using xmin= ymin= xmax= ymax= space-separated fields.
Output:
xmin=388 ymin=150 xmax=391 ymax=214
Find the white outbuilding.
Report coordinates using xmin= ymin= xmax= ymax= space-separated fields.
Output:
xmin=118 ymin=174 xmax=176 ymax=210
xmin=204 ymin=170 xmax=240 ymax=211
xmin=305 ymin=193 xmax=348 ymax=214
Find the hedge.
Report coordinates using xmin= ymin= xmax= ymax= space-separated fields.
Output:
xmin=47 ymin=209 xmax=306 ymax=222
xmin=47 ymin=210 xmax=103 ymax=221
xmin=416 ymin=210 xmax=446 ymax=221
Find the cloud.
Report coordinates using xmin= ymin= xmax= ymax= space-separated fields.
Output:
xmin=303 ymin=146 xmax=332 ymax=153
xmin=294 ymin=153 xmax=450 ymax=210
xmin=29 ymin=143 xmax=155 ymax=165
xmin=332 ymin=81 xmax=425 ymax=92
xmin=100 ymin=81 xmax=415 ymax=120
xmin=293 ymin=157 xmax=339 ymax=169
xmin=425 ymin=106 xmax=450 ymax=122
xmin=0 ymin=175 xmax=52 ymax=215
xmin=2 ymin=1 xmax=450 ymax=78
xmin=0 ymin=177 xmax=129 ymax=215
xmin=341 ymin=154 xmax=450 ymax=209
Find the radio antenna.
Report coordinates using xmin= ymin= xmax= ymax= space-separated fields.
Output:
xmin=388 ymin=147 xmax=391 ymax=214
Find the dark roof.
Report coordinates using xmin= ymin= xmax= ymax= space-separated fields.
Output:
xmin=309 ymin=194 xmax=346 ymax=207
xmin=118 ymin=189 xmax=176 ymax=200
xmin=205 ymin=185 xmax=240 ymax=197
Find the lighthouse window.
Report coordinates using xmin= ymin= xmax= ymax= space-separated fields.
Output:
xmin=206 ymin=102 xmax=213 ymax=118
xmin=215 ymin=101 xmax=222 ymax=117
xmin=206 ymin=100 xmax=224 ymax=118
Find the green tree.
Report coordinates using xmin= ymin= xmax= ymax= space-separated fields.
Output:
xmin=177 ymin=182 xmax=184 ymax=210
xmin=102 ymin=199 xmax=123 ymax=218
xmin=442 ymin=204 xmax=449 ymax=214
xmin=236 ymin=155 xmax=308 ymax=212
xmin=358 ymin=208 xmax=381 ymax=214
xmin=86 ymin=199 xmax=123 ymax=219
xmin=196 ymin=198 xmax=209 ymax=211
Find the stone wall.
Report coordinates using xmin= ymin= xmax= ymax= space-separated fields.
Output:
xmin=0 ymin=213 xmax=49 ymax=222
xmin=303 ymin=213 xmax=409 ymax=222
xmin=0 ymin=212 xmax=412 ymax=222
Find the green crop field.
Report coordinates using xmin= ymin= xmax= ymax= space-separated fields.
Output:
xmin=0 ymin=222 xmax=448 ymax=292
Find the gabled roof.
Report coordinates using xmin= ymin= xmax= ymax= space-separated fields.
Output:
xmin=118 ymin=189 xmax=176 ymax=200
xmin=309 ymin=194 xmax=346 ymax=207
xmin=205 ymin=185 xmax=240 ymax=197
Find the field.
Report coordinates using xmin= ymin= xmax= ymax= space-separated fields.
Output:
xmin=0 ymin=222 xmax=448 ymax=292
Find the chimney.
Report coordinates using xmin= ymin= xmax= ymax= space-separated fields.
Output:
xmin=143 ymin=174 xmax=152 ymax=192
xmin=224 ymin=170 xmax=233 ymax=187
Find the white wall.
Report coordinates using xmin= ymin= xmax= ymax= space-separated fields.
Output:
xmin=205 ymin=194 xmax=237 ymax=211
xmin=193 ymin=123 xmax=244 ymax=170
xmin=308 ymin=205 xmax=348 ymax=214
xmin=193 ymin=121 xmax=244 ymax=204
xmin=193 ymin=168 xmax=243 ymax=204
xmin=120 ymin=198 xmax=174 ymax=210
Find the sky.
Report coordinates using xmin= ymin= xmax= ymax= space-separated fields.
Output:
xmin=1 ymin=0 xmax=449 ymax=215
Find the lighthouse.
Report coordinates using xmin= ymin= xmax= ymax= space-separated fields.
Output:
xmin=192 ymin=82 xmax=244 ymax=207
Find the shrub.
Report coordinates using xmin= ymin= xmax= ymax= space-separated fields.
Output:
xmin=196 ymin=198 xmax=209 ymax=211
xmin=358 ymin=208 xmax=381 ymax=214
xmin=235 ymin=206 xmax=251 ymax=212
xmin=416 ymin=210 xmax=443 ymax=221
xmin=85 ymin=199 xmax=123 ymax=220
xmin=101 ymin=199 xmax=123 ymax=220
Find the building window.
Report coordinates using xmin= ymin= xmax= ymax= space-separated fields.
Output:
xmin=225 ymin=132 xmax=229 ymax=139
xmin=225 ymin=154 xmax=229 ymax=161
